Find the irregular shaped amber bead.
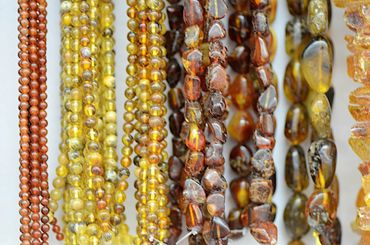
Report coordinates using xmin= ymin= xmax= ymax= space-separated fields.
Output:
xmin=184 ymin=75 xmax=202 ymax=101
xmin=168 ymin=88 xmax=185 ymax=111
xmin=301 ymin=36 xmax=333 ymax=93
xmin=228 ymin=111 xmax=255 ymax=143
xmin=257 ymin=85 xmax=278 ymax=113
xmin=287 ymin=0 xmax=308 ymax=15
xmin=356 ymin=206 xmax=370 ymax=232
xmin=308 ymin=92 xmax=332 ymax=138
xmin=249 ymin=179 xmax=273 ymax=204
xmin=284 ymin=193 xmax=310 ymax=239
xmin=308 ymin=139 xmax=337 ymax=189
xmin=307 ymin=0 xmax=329 ymax=35
xmin=229 ymin=144 xmax=252 ymax=176
xmin=167 ymin=57 xmax=183 ymax=88
xmin=285 ymin=145 xmax=309 ymax=192
xmin=284 ymin=103 xmax=309 ymax=144
xmin=206 ymin=63 xmax=229 ymax=94
xmin=284 ymin=59 xmax=309 ymax=102
xmin=229 ymin=74 xmax=256 ymax=110
xmin=250 ymin=221 xmax=277 ymax=245
xmin=228 ymin=45 xmax=250 ymax=74
xmin=250 ymin=34 xmax=270 ymax=66
xmin=251 ymin=149 xmax=275 ymax=179
xmin=349 ymin=86 xmax=370 ymax=121
xmin=207 ymin=0 xmax=228 ymax=20
xmin=184 ymin=0 xmax=204 ymax=26
xmin=185 ymin=25 xmax=204 ymax=48
xmin=208 ymin=21 xmax=226 ymax=42
xmin=230 ymin=177 xmax=250 ymax=208
xmin=207 ymin=193 xmax=225 ymax=216
xmin=186 ymin=203 xmax=203 ymax=231
xmin=228 ymin=12 xmax=250 ymax=45
xmin=349 ymin=122 xmax=370 ymax=161
xmin=319 ymin=217 xmax=342 ymax=245
xmin=285 ymin=17 xmax=310 ymax=58
xmin=183 ymin=178 xmax=206 ymax=204
xmin=182 ymin=49 xmax=205 ymax=76
xmin=347 ymin=52 xmax=370 ymax=84
xmin=185 ymin=123 xmax=206 ymax=151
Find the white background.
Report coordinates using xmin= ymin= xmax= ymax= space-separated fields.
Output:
xmin=0 ymin=0 xmax=361 ymax=244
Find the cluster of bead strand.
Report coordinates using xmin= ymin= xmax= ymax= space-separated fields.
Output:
xmin=333 ymin=0 xmax=370 ymax=244
xmin=247 ymin=0 xmax=278 ymax=244
xmin=130 ymin=0 xmax=170 ymax=243
xmin=165 ymin=0 xmax=186 ymax=243
xmin=282 ymin=1 xmax=311 ymax=245
xmin=18 ymin=0 xmax=52 ymax=244
xmin=302 ymin=0 xmax=342 ymax=244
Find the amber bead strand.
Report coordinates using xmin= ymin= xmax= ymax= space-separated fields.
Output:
xmin=281 ymin=1 xmax=311 ymax=245
xmin=247 ymin=1 xmax=279 ymax=244
xmin=333 ymin=0 xmax=370 ymax=244
xmin=165 ymin=0 xmax=186 ymax=243
xmin=302 ymin=0 xmax=342 ymax=244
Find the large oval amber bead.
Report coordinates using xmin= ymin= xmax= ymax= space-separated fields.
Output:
xmin=228 ymin=111 xmax=255 ymax=143
xmin=307 ymin=92 xmax=332 ymax=139
xmin=284 ymin=193 xmax=310 ymax=239
xmin=307 ymin=0 xmax=329 ymax=35
xmin=285 ymin=145 xmax=309 ymax=192
xmin=284 ymin=103 xmax=309 ymax=144
xmin=284 ymin=59 xmax=309 ymax=102
xmin=285 ymin=17 xmax=309 ymax=58
xmin=301 ymin=36 xmax=333 ymax=93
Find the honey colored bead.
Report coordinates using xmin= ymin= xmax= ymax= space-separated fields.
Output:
xmin=349 ymin=122 xmax=370 ymax=161
xmin=186 ymin=203 xmax=203 ymax=231
xmin=229 ymin=74 xmax=256 ymax=110
xmin=308 ymin=139 xmax=337 ymax=189
xmin=230 ymin=177 xmax=250 ymax=208
xmin=185 ymin=101 xmax=203 ymax=124
xmin=308 ymin=92 xmax=332 ymax=138
xmin=250 ymin=221 xmax=277 ymax=245
xmin=229 ymin=144 xmax=252 ymax=176
xmin=228 ymin=45 xmax=250 ymax=74
xmin=284 ymin=193 xmax=310 ymax=239
xmin=284 ymin=59 xmax=309 ymax=102
xmin=349 ymin=86 xmax=370 ymax=121
xmin=182 ymin=49 xmax=205 ymax=76
xmin=228 ymin=111 xmax=255 ymax=143
xmin=284 ymin=103 xmax=309 ymax=145
xmin=185 ymin=25 xmax=204 ymax=48
xmin=285 ymin=17 xmax=309 ymax=58
xmin=307 ymin=0 xmax=329 ymax=35
xmin=301 ymin=36 xmax=333 ymax=93
xmin=285 ymin=145 xmax=309 ymax=192
xmin=287 ymin=0 xmax=308 ymax=15
xmin=184 ymin=75 xmax=202 ymax=101
xmin=228 ymin=12 xmax=250 ymax=44
xmin=185 ymin=123 xmax=206 ymax=151
xmin=250 ymin=34 xmax=270 ymax=67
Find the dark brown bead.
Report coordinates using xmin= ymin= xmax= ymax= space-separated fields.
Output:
xmin=250 ymin=34 xmax=270 ymax=66
xmin=166 ymin=30 xmax=185 ymax=56
xmin=168 ymin=156 xmax=184 ymax=181
xmin=184 ymin=75 xmax=202 ymax=101
xmin=183 ymin=48 xmax=205 ymax=76
xmin=183 ymin=178 xmax=206 ymax=204
xmin=169 ymin=112 xmax=185 ymax=137
xmin=319 ymin=218 xmax=342 ymax=245
xmin=230 ymin=144 xmax=252 ymax=176
xmin=201 ymin=168 xmax=228 ymax=193
xmin=230 ymin=177 xmax=250 ymax=208
xmin=284 ymin=193 xmax=310 ymax=239
xmin=169 ymin=183 xmax=183 ymax=205
xmin=167 ymin=57 xmax=183 ymax=88
xmin=250 ymin=221 xmax=278 ymax=245
xmin=203 ymin=92 xmax=228 ymax=119
xmin=229 ymin=12 xmax=250 ymax=44
xmin=228 ymin=0 xmax=248 ymax=11
xmin=172 ymin=137 xmax=187 ymax=158
xmin=168 ymin=88 xmax=185 ymax=111
xmin=185 ymin=151 xmax=205 ymax=177
xmin=229 ymin=74 xmax=256 ymax=110
xmin=287 ymin=0 xmax=308 ymax=15
xmin=167 ymin=5 xmax=184 ymax=30
xmin=170 ymin=207 xmax=183 ymax=228
xmin=205 ymin=142 xmax=225 ymax=167
xmin=285 ymin=145 xmax=309 ymax=192
xmin=228 ymin=45 xmax=250 ymax=74
xmin=228 ymin=209 xmax=244 ymax=239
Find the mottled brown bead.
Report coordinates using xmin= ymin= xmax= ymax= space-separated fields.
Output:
xmin=250 ymin=221 xmax=278 ymax=245
xmin=208 ymin=21 xmax=226 ymax=42
xmin=319 ymin=218 xmax=341 ymax=245
xmin=230 ymin=144 xmax=253 ymax=176
xmin=188 ymin=233 xmax=206 ymax=245
xmin=172 ymin=137 xmax=187 ymax=158
xmin=285 ymin=17 xmax=309 ymax=58
xmin=185 ymin=123 xmax=206 ymax=151
xmin=229 ymin=74 xmax=256 ymax=110
xmin=207 ymin=193 xmax=225 ymax=216
xmin=168 ymin=88 xmax=185 ymax=111
xmin=206 ymin=64 xmax=229 ymax=94
xmin=169 ymin=183 xmax=183 ymax=205
xmin=255 ymin=63 xmax=275 ymax=88
xmin=284 ymin=59 xmax=309 ymax=102
xmin=285 ymin=145 xmax=309 ymax=192
xmin=284 ymin=193 xmax=310 ymax=239
xmin=168 ymin=156 xmax=184 ymax=181
xmin=167 ymin=57 xmax=183 ymax=88
xmin=251 ymin=149 xmax=275 ymax=179
xmin=183 ymin=49 xmax=205 ymax=76
xmin=184 ymin=0 xmax=204 ymax=26
xmin=184 ymin=75 xmax=202 ymax=101
xmin=183 ymin=178 xmax=206 ymax=204
xmin=257 ymin=113 xmax=275 ymax=137
xmin=167 ymin=5 xmax=184 ymax=30
xmin=186 ymin=203 xmax=203 ymax=231
xmin=210 ymin=41 xmax=228 ymax=67
xmin=228 ymin=45 xmax=250 ymax=74
xmin=254 ymin=129 xmax=276 ymax=150
xmin=185 ymin=101 xmax=203 ymax=125
xmin=207 ymin=118 xmax=227 ymax=143
xmin=170 ymin=207 xmax=183 ymax=229
xmin=229 ymin=12 xmax=250 ymax=44
xmin=169 ymin=112 xmax=185 ymax=137
xmin=248 ymin=203 xmax=276 ymax=225
xmin=185 ymin=25 xmax=204 ymax=48
xmin=284 ymin=103 xmax=309 ymax=144
xmin=257 ymin=85 xmax=278 ymax=113
xmin=211 ymin=217 xmax=230 ymax=239
xmin=201 ymin=168 xmax=228 ymax=193
xmin=231 ymin=177 xmax=250 ymax=208
xmin=228 ymin=0 xmax=248 ymax=11
xmin=185 ymin=151 xmax=205 ymax=177
xmin=251 ymin=11 xmax=269 ymax=36
xmin=166 ymin=30 xmax=185 ymax=56
xmin=228 ymin=209 xmax=244 ymax=239
xmin=205 ymin=142 xmax=225 ymax=167
xmin=250 ymin=34 xmax=270 ymax=66
xmin=249 ymin=179 xmax=273 ymax=204
xmin=228 ymin=111 xmax=255 ymax=143
xmin=203 ymin=92 xmax=228 ymax=119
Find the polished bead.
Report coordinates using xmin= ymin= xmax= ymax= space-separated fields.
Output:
xmin=230 ymin=177 xmax=250 ymax=208
xmin=284 ymin=103 xmax=309 ymax=144
xmin=248 ymin=203 xmax=276 ymax=224
xmin=250 ymin=34 xmax=270 ymax=66
xmin=183 ymin=49 xmax=205 ymax=76
xmin=287 ymin=0 xmax=308 ymax=15
xmin=229 ymin=74 xmax=256 ymax=110
xmin=257 ymin=85 xmax=278 ymax=113
xmin=257 ymin=113 xmax=275 ymax=137
xmin=167 ymin=5 xmax=184 ymax=30
xmin=357 ymin=206 xmax=370 ymax=231
xmin=319 ymin=218 xmax=341 ymax=245
xmin=169 ymin=112 xmax=185 ymax=137
xmin=284 ymin=59 xmax=309 ymax=102
xmin=207 ymin=193 xmax=225 ymax=216
xmin=228 ymin=111 xmax=255 ymax=143
xmin=207 ymin=0 xmax=228 ymax=20
xmin=250 ymin=221 xmax=277 ymax=245
xmin=349 ymin=122 xmax=370 ymax=161
xmin=166 ymin=30 xmax=185 ymax=56
xmin=185 ymin=25 xmax=204 ymax=48
xmin=201 ymin=168 xmax=228 ymax=193
xmin=211 ymin=217 xmax=230 ymax=239
xmin=308 ymin=92 xmax=332 ymax=138
xmin=251 ymin=149 xmax=275 ymax=179
xmin=255 ymin=63 xmax=275 ymax=88
xmin=285 ymin=17 xmax=309 ymax=57
xmin=230 ymin=144 xmax=252 ymax=176
xmin=285 ymin=145 xmax=309 ymax=192
xmin=301 ymin=36 xmax=333 ymax=93
xmin=306 ymin=190 xmax=337 ymax=233
xmin=184 ymin=75 xmax=202 ymax=101
xmin=308 ymin=139 xmax=337 ymax=188
xmin=207 ymin=118 xmax=227 ymax=143
xmin=229 ymin=12 xmax=250 ymax=44
xmin=284 ymin=193 xmax=310 ymax=239
xmin=307 ymin=0 xmax=329 ymax=35
xmin=168 ymin=88 xmax=185 ymax=111
xmin=228 ymin=209 xmax=244 ymax=239
xmin=254 ymin=129 xmax=276 ymax=149
xmin=168 ymin=156 xmax=184 ymax=181
xmin=251 ymin=11 xmax=269 ymax=36
xmin=172 ymin=137 xmax=187 ymax=158
xmin=206 ymin=64 xmax=229 ymax=94
xmin=185 ymin=101 xmax=203 ymax=124
xmin=228 ymin=45 xmax=250 ymax=74
xmin=183 ymin=178 xmax=206 ymax=204
xmin=205 ymin=142 xmax=225 ymax=167
xmin=184 ymin=0 xmax=204 ymax=26
xmin=208 ymin=21 xmax=226 ymax=42
xmin=249 ymin=179 xmax=273 ymax=204
xmin=349 ymin=86 xmax=370 ymax=121
xmin=203 ymin=92 xmax=228 ymax=119
xmin=185 ymin=123 xmax=206 ymax=151
xmin=167 ymin=58 xmax=183 ymax=88
xmin=185 ymin=151 xmax=205 ymax=177
xmin=186 ymin=203 xmax=203 ymax=231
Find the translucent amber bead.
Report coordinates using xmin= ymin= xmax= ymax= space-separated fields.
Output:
xmin=284 ymin=103 xmax=309 ymax=144
xmin=228 ymin=111 xmax=255 ymax=143
xmin=285 ymin=17 xmax=309 ymax=58
xmin=349 ymin=86 xmax=370 ymax=121
xmin=285 ymin=145 xmax=309 ymax=192
xmin=230 ymin=177 xmax=250 ymax=208
xmin=284 ymin=59 xmax=309 ymax=102
xmin=308 ymin=92 xmax=332 ymax=138
xmin=284 ymin=193 xmax=310 ymax=239
xmin=229 ymin=74 xmax=256 ymax=110
xmin=301 ymin=36 xmax=333 ymax=93
xmin=228 ymin=12 xmax=250 ymax=45
xmin=307 ymin=0 xmax=329 ymax=35
xmin=228 ymin=45 xmax=250 ymax=74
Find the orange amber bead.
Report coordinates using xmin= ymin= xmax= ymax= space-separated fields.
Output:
xmin=228 ymin=111 xmax=255 ymax=143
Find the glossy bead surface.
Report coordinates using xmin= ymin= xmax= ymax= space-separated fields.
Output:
xmin=228 ymin=111 xmax=255 ymax=143
xmin=285 ymin=145 xmax=309 ymax=192
xmin=284 ymin=59 xmax=309 ymax=102
xmin=349 ymin=86 xmax=370 ymax=121
xmin=229 ymin=144 xmax=253 ymax=176
xmin=228 ymin=45 xmax=250 ymax=74
xmin=349 ymin=122 xmax=370 ymax=161
xmin=229 ymin=74 xmax=256 ymax=110
xmin=229 ymin=12 xmax=250 ymax=44
xmin=284 ymin=193 xmax=310 ymax=239
xmin=167 ymin=58 xmax=183 ymax=88
xmin=287 ymin=0 xmax=308 ymax=15
xmin=230 ymin=177 xmax=250 ymax=208
xmin=285 ymin=17 xmax=309 ymax=57
xmin=257 ymin=85 xmax=278 ymax=113
xmin=250 ymin=221 xmax=277 ymax=245
xmin=307 ymin=0 xmax=329 ymax=35
xmin=308 ymin=92 xmax=332 ymax=138
xmin=184 ymin=0 xmax=204 ymax=26
xmin=284 ymin=103 xmax=309 ymax=145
